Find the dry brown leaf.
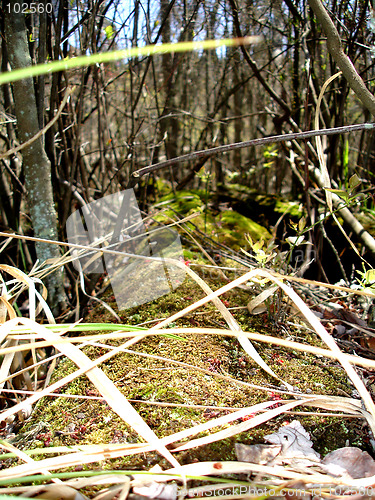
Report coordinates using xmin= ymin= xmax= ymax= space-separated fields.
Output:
xmin=235 ymin=443 xmax=281 ymax=464
xmin=322 ymin=447 xmax=375 ymax=479
xmin=21 ymin=484 xmax=89 ymax=499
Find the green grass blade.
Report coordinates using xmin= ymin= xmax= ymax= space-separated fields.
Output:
xmin=0 ymin=37 xmax=261 ymax=85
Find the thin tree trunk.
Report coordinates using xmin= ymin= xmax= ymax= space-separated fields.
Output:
xmin=4 ymin=8 xmax=66 ymax=315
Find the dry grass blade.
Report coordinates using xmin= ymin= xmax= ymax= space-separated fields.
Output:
xmin=315 ymin=72 xmax=361 ymax=257
xmin=0 ymin=265 xmax=55 ymax=395
xmin=61 ymin=249 xmax=292 ymax=387
xmin=278 ymin=272 xmax=375 ymax=298
xmin=1 ymin=229 xmax=291 ymax=387
xmin=170 ymin=399 xmax=308 ymax=452
xmin=315 ymin=72 xmax=342 ymax=212
xmin=0 ymin=442 xmax=151 ymax=481
xmin=135 ymin=261 xmax=292 ymax=389
xmin=153 ymin=327 xmax=375 ymax=370
xmin=164 ymin=460 xmax=339 ymax=485
xmin=0 ymin=480 xmax=127 ymax=500
xmin=302 ymin=395 xmax=367 ymax=420
xmin=4 ymin=325 xmax=375 ymax=370
xmin=143 ymin=265 xmax=375 ymax=430
xmin=0 ymin=264 xmax=54 ymax=322
xmin=0 ymin=338 xmax=18 ymax=392
xmin=0 ymin=318 xmax=180 ymax=468
xmin=0 ymin=294 xmax=16 ymax=322
xmin=0 ymin=236 xmax=13 ymax=255
xmin=66 ymin=475 xmax=131 ymax=490
xmin=1 ymin=262 xmax=373 ymax=488
xmin=0 ymin=438 xmax=62 ymax=484
xmin=0 ymin=292 xmax=22 ymax=395
xmin=0 ymin=264 xmax=37 ymax=321
xmin=247 ymin=285 xmax=278 ymax=314
xmin=157 ymin=401 xmax=292 ymax=448
xmin=269 ymin=274 xmax=375 ymax=428
xmin=183 ymin=266 xmax=292 ymax=387
xmin=75 ymin=261 xmax=121 ymax=322
xmin=0 ymin=394 xmax=364 ymax=484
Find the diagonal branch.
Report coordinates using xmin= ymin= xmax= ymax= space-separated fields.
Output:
xmin=309 ymin=0 xmax=375 ymax=116
xmin=127 ymin=122 xmax=375 ymax=187
xmin=228 ymin=0 xmax=290 ymax=115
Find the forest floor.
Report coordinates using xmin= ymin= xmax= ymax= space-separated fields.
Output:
xmin=13 ymin=188 xmax=375 ymax=473
xmin=16 ymin=271 xmax=369 ymax=470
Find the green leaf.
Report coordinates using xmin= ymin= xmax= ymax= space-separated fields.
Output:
xmin=343 ymin=138 xmax=349 ymax=171
xmin=364 ymin=269 xmax=375 ymax=284
xmin=298 ymin=216 xmax=306 ymax=232
xmin=253 ymin=239 xmax=264 ymax=253
xmin=286 ymin=235 xmax=305 ymax=246
xmin=105 ymin=25 xmax=114 ymax=40
xmin=349 ymin=173 xmax=361 ymax=192
xmin=325 ymin=188 xmax=349 ymax=201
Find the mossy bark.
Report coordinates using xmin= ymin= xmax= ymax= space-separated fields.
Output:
xmin=4 ymin=8 xmax=66 ymax=315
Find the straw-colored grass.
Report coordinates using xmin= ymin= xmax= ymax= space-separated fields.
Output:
xmin=1 ymin=233 xmax=375 ymax=498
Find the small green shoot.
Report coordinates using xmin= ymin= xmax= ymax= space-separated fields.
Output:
xmin=241 ymin=234 xmax=278 ymax=267
xmin=325 ymin=173 xmax=362 ymax=202
xmin=356 ymin=266 xmax=375 ymax=295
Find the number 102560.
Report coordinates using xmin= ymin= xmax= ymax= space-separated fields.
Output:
xmin=6 ymin=3 xmax=53 ymax=14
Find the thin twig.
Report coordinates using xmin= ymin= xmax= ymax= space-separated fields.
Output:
xmin=0 ymin=87 xmax=73 ymax=160
xmin=1 ymin=229 xmax=375 ymax=298
xmin=128 ymin=122 xmax=375 ymax=186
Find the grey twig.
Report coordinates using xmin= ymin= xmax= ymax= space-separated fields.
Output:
xmin=128 ymin=122 xmax=375 ymax=187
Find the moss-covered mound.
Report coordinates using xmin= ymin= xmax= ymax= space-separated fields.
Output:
xmin=17 ymin=273 xmax=367 ymax=469
xmin=13 ymin=191 xmax=371 ymax=470
xmin=153 ymin=190 xmax=272 ymax=249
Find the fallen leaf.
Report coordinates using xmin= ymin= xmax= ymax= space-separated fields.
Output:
xmin=322 ymin=447 xmax=375 ymax=479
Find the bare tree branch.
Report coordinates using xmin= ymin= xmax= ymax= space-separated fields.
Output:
xmin=309 ymin=0 xmax=375 ymax=116
xmin=127 ymin=122 xmax=375 ymax=187
xmin=228 ymin=0 xmax=290 ymax=116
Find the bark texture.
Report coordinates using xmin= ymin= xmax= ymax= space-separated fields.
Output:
xmin=4 ymin=8 xmax=66 ymax=314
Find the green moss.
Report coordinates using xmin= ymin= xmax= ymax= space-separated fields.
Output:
xmin=16 ymin=269 xmax=365 ymax=471
xmin=154 ymin=190 xmax=206 ymax=217
xmin=153 ymin=189 xmax=272 ymax=250
xmin=218 ymin=210 xmax=271 ymax=243
xmin=14 ymin=196 xmax=369 ymax=473
xmin=274 ymin=199 xmax=304 ymax=218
